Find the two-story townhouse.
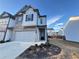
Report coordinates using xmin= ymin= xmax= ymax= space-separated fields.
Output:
xmin=0 ymin=12 xmax=15 ymax=41
xmin=0 ymin=5 xmax=47 ymax=42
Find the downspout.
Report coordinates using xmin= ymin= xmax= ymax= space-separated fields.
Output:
xmin=3 ymin=17 xmax=10 ymax=41
xmin=46 ymin=16 xmax=48 ymax=42
xmin=36 ymin=14 xmax=38 ymax=42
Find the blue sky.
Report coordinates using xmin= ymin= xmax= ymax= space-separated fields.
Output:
xmin=0 ymin=0 xmax=79 ymax=31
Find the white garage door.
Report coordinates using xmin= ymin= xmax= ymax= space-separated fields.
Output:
xmin=15 ymin=31 xmax=36 ymax=42
xmin=0 ymin=32 xmax=4 ymax=41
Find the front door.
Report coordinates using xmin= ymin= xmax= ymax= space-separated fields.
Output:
xmin=39 ymin=28 xmax=45 ymax=40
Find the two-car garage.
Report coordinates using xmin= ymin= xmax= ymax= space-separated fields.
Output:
xmin=15 ymin=31 xmax=36 ymax=42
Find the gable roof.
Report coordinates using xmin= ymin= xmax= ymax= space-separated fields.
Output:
xmin=0 ymin=12 xmax=14 ymax=19
xmin=0 ymin=5 xmax=47 ymax=20
xmin=15 ymin=5 xmax=40 ymax=16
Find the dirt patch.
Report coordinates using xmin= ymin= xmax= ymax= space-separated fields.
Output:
xmin=16 ymin=43 xmax=61 ymax=59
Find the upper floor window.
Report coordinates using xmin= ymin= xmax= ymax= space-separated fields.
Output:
xmin=40 ymin=19 xmax=43 ymax=24
xmin=26 ymin=14 xmax=33 ymax=21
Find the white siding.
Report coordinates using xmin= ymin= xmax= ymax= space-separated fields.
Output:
xmin=38 ymin=17 xmax=46 ymax=26
xmin=0 ymin=18 xmax=9 ymax=30
xmin=5 ymin=30 xmax=13 ymax=41
xmin=8 ymin=18 xmax=15 ymax=28
xmin=22 ymin=8 xmax=38 ymax=26
xmin=15 ymin=31 xmax=36 ymax=42
xmin=11 ymin=31 xmax=15 ymax=41
xmin=64 ymin=17 xmax=79 ymax=42
xmin=0 ymin=32 xmax=4 ymax=41
xmin=15 ymin=15 xmax=23 ymax=26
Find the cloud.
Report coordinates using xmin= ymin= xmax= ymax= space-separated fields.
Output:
xmin=55 ymin=23 xmax=64 ymax=26
xmin=53 ymin=23 xmax=64 ymax=31
xmin=47 ymin=15 xmax=63 ymax=26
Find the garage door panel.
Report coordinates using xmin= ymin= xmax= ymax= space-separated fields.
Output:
xmin=0 ymin=32 xmax=4 ymax=41
xmin=15 ymin=31 xmax=36 ymax=42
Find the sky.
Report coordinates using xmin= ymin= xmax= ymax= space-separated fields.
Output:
xmin=0 ymin=0 xmax=79 ymax=31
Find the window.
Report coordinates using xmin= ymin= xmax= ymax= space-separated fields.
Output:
xmin=40 ymin=19 xmax=43 ymax=24
xmin=26 ymin=14 xmax=33 ymax=21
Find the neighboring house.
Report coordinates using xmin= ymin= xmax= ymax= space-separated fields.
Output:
xmin=58 ymin=28 xmax=64 ymax=36
xmin=64 ymin=16 xmax=79 ymax=42
xmin=0 ymin=5 xmax=47 ymax=42
xmin=47 ymin=28 xmax=59 ymax=38
xmin=47 ymin=28 xmax=54 ymax=37
xmin=47 ymin=28 xmax=65 ymax=40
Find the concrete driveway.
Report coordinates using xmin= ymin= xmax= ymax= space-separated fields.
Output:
xmin=0 ymin=41 xmax=45 ymax=59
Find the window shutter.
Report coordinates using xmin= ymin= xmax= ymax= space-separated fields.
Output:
xmin=32 ymin=14 xmax=33 ymax=21
xmin=40 ymin=18 xmax=42 ymax=24
xmin=25 ymin=15 xmax=28 ymax=21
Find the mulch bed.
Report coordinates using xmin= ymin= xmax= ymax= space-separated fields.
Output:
xmin=16 ymin=43 xmax=61 ymax=59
